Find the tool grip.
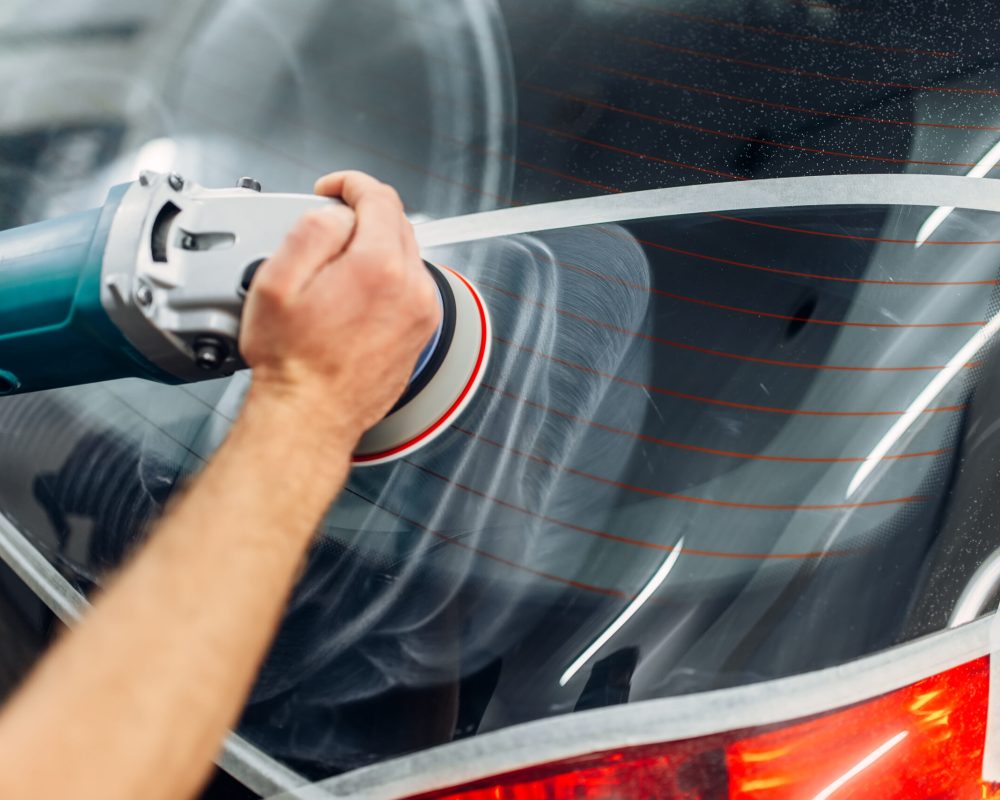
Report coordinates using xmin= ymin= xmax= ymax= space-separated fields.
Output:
xmin=0 ymin=185 xmax=175 ymax=395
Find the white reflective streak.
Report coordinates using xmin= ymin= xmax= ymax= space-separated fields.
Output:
xmin=812 ymin=731 xmax=908 ymax=800
xmin=950 ymin=546 xmax=1000 ymax=627
xmin=916 ymin=139 xmax=1000 ymax=246
xmin=559 ymin=539 xmax=683 ymax=687
xmin=847 ymin=311 xmax=1000 ymax=498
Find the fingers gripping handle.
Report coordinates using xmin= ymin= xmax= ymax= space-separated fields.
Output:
xmin=240 ymin=258 xmax=448 ymax=390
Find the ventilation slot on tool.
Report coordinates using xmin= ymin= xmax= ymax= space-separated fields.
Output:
xmin=150 ymin=201 xmax=181 ymax=263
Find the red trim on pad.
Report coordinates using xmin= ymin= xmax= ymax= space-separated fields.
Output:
xmin=352 ymin=267 xmax=489 ymax=463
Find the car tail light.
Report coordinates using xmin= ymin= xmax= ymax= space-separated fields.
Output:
xmin=406 ymin=657 xmax=998 ymax=799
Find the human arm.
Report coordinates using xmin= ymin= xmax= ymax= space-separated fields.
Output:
xmin=0 ymin=171 xmax=440 ymax=800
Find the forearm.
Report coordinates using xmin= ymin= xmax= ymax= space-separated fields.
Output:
xmin=0 ymin=390 xmax=353 ymax=800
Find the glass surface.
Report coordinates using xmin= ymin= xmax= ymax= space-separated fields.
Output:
xmin=498 ymin=0 xmax=1000 ymax=201
xmin=2 ymin=0 xmax=1000 ymax=784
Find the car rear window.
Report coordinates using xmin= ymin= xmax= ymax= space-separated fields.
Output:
xmin=2 ymin=0 xmax=1000 ymax=785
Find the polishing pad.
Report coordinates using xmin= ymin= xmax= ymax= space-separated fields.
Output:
xmin=352 ymin=264 xmax=491 ymax=466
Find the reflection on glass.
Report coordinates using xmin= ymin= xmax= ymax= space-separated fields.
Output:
xmin=559 ymin=537 xmax=684 ymax=687
xmin=916 ymin=138 xmax=1000 ymax=246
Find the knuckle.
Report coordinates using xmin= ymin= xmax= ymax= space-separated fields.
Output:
xmin=416 ymin=306 xmax=439 ymax=335
xmin=379 ymin=250 xmax=406 ymax=276
xmin=346 ymin=241 xmax=374 ymax=264
xmin=301 ymin=208 xmax=329 ymax=228
xmin=282 ymin=227 xmax=308 ymax=253
xmin=399 ymin=215 xmax=417 ymax=242
xmin=287 ymin=220 xmax=320 ymax=250
xmin=351 ymin=242 xmax=397 ymax=272
xmin=240 ymin=338 xmax=264 ymax=366
xmin=341 ymin=171 xmax=373 ymax=197
xmin=349 ymin=260 xmax=388 ymax=292
xmin=372 ymin=260 xmax=405 ymax=289
xmin=341 ymin=169 xmax=368 ymax=185
xmin=248 ymin=264 xmax=293 ymax=309
xmin=293 ymin=210 xmax=337 ymax=243
xmin=376 ymin=183 xmax=404 ymax=210
xmin=251 ymin=277 xmax=288 ymax=309
xmin=410 ymin=276 xmax=440 ymax=328
xmin=329 ymin=204 xmax=356 ymax=230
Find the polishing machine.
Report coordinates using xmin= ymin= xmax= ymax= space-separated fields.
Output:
xmin=0 ymin=172 xmax=491 ymax=466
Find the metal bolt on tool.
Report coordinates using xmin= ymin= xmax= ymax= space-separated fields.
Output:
xmin=135 ymin=281 xmax=154 ymax=307
xmin=193 ymin=338 xmax=226 ymax=371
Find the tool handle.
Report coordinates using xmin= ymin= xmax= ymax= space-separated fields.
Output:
xmin=0 ymin=186 xmax=174 ymax=395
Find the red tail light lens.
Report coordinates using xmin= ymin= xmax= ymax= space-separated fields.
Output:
xmin=727 ymin=656 xmax=992 ymax=799
xmin=407 ymin=657 xmax=998 ymax=799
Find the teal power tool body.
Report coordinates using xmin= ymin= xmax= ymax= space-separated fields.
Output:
xmin=0 ymin=172 xmax=491 ymax=466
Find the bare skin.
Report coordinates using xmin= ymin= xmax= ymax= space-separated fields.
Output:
xmin=0 ymin=171 xmax=441 ymax=800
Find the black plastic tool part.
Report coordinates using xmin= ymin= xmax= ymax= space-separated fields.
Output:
xmin=240 ymin=258 xmax=266 ymax=294
xmin=390 ymin=262 xmax=456 ymax=413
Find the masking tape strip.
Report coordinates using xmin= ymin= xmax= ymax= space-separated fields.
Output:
xmin=268 ymin=617 xmax=993 ymax=799
xmin=415 ymin=173 xmax=1000 ymax=247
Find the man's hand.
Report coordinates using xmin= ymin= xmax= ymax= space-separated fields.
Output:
xmin=0 ymin=172 xmax=435 ymax=800
xmin=241 ymin=170 xmax=442 ymax=444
